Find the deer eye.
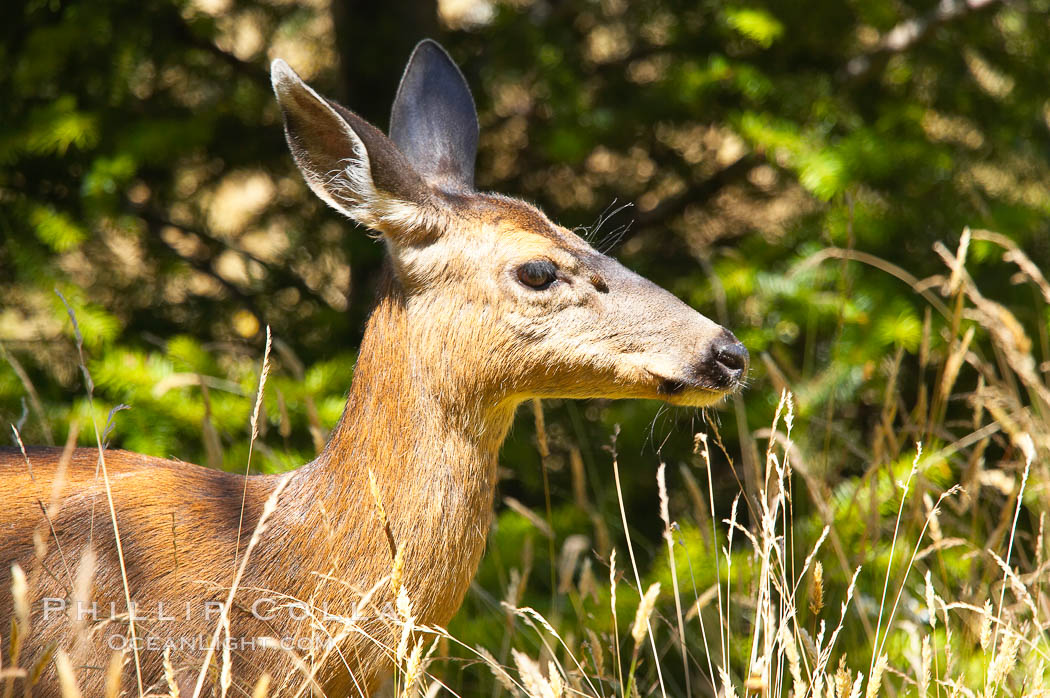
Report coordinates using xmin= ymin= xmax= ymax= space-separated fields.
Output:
xmin=516 ymin=260 xmax=557 ymax=290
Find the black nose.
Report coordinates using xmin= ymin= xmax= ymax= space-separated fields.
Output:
xmin=700 ymin=332 xmax=749 ymax=388
xmin=716 ymin=340 xmax=749 ymax=374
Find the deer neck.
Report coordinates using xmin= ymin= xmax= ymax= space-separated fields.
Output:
xmin=291 ymin=275 xmax=517 ymax=623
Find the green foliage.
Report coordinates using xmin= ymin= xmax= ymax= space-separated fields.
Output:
xmin=724 ymin=8 xmax=784 ymax=48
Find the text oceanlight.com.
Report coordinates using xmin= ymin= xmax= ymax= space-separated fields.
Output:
xmin=105 ymin=635 xmax=337 ymax=652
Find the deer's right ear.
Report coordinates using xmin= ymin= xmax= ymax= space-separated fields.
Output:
xmin=271 ymin=59 xmax=434 ymax=237
xmin=390 ymin=40 xmax=478 ymax=192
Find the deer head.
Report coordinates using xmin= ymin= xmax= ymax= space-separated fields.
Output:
xmin=271 ymin=40 xmax=748 ymax=414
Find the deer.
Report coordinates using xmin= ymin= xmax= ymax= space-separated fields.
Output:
xmin=0 ymin=39 xmax=748 ymax=697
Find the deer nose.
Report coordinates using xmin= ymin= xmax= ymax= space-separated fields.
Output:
xmin=700 ymin=332 xmax=749 ymax=389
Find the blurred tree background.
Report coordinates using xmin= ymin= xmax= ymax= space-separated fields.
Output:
xmin=2 ymin=0 xmax=1049 ymax=694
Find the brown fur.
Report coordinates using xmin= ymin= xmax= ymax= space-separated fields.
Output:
xmin=0 ymin=271 xmax=517 ymax=696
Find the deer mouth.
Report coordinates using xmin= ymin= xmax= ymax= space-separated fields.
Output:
xmin=647 ymin=371 xmax=736 ymax=407
xmin=656 ymin=377 xmax=687 ymax=396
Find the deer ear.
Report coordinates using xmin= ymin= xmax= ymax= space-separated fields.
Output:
xmin=271 ymin=59 xmax=431 ymax=233
xmin=390 ymin=40 xmax=479 ymax=192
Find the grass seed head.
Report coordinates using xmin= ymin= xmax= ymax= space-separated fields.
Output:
xmin=11 ymin=563 xmax=29 ymax=631
xmin=163 ymin=646 xmax=180 ymax=698
xmin=401 ymin=638 xmax=425 ymax=697
xmin=391 ymin=540 xmax=406 ymax=595
xmin=512 ymin=649 xmax=552 ymax=698
xmin=585 ymin=627 xmax=605 ymax=679
xmin=834 ymin=655 xmax=851 ymax=698
xmin=979 ymin=600 xmax=994 ymax=652
xmin=631 ymin=582 xmax=660 ymax=647
xmin=810 ymin=561 xmax=825 ymax=616
xmin=988 ymin=629 xmax=1021 ymax=687
xmin=865 ymin=654 xmax=888 ymax=698
xmin=718 ymin=667 xmax=739 ymax=698
xmin=477 ymin=646 xmax=516 ymax=693
xmin=919 ymin=636 xmax=931 ymax=698
xmin=251 ymin=673 xmax=271 ymax=698
xmin=55 ymin=649 xmax=83 ymax=698
xmin=547 ymin=661 xmax=563 ymax=698
xmin=924 ymin=570 xmax=937 ymax=629
xmin=104 ymin=652 xmax=123 ymax=698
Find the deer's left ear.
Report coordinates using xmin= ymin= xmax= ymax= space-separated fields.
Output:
xmin=390 ymin=40 xmax=479 ymax=192
xmin=272 ymin=59 xmax=438 ymax=240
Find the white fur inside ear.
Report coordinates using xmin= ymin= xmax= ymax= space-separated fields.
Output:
xmin=271 ymin=59 xmax=383 ymax=224
xmin=285 ymin=98 xmax=377 ymax=217
xmin=315 ymin=145 xmax=456 ymax=240
xmin=273 ymin=58 xmax=451 ymax=240
xmin=316 ymin=148 xmax=375 ymax=222
xmin=323 ymin=155 xmax=457 ymax=238
xmin=316 ymin=150 xmax=458 ymax=241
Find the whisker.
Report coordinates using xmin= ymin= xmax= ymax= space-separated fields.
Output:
xmin=597 ymin=220 xmax=635 ymax=255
